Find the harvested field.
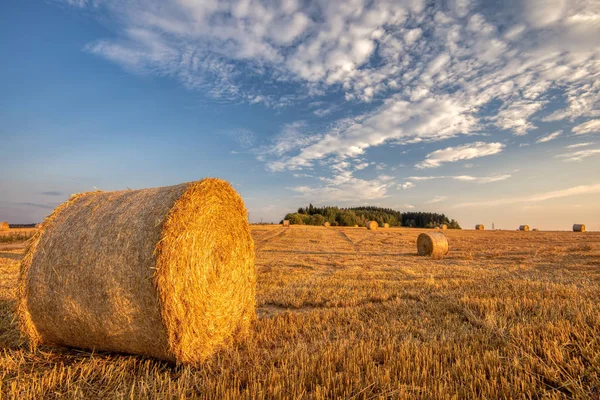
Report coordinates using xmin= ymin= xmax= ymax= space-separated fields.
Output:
xmin=1 ymin=225 xmax=599 ymax=398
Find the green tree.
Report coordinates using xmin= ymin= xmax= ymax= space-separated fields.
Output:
xmin=309 ymin=214 xmax=325 ymax=226
xmin=284 ymin=213 xmax=304 ymax=225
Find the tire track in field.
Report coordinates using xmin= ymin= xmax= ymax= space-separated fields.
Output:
xmin=336 ymin=230 xmax=359 ymax=253
xmin=255 ymin=228 xmax=289 ymax=250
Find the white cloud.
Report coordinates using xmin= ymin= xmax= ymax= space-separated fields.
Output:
xmin=525 ymin=0 xmax=567 ymax=27
xmin=536 ymin=130 xmax=562 ymax=143
xmin=270 ymin=95 xmax=479 ymax=171
xmin=492 ymin=101 xmax=545 ymax=136
xmin=406 ymin=174 xmax=512 ymax=183
xmin=292 ymin=174 xmax=391 ymax=202
xmin=403 ymin=204 xmax=415 ymax=209
xmin=426 ymin=196 xmax=448 ymax=204
xmin=556 ymin=148 xmax=600 ymax=162
xmin=572 ymin=119 xmax=600 ymax=135
xmin=566 ymin=142 xmax=595 ymax=148
xmin=378 ymin=175 xmax=395 ymax=182
xmin=416 ymin=142 xmax=505 ymax=169
xmin=60 ymin=0 xmax=600 ymax=186
xmin=455 ymin=183 xmax=600 ymax=207
xmin=400 ymin=181 xmax=415 ymax=190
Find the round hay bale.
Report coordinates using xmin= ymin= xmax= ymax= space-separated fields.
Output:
xmin=441 ymin=224 xmax=448 ymax=230
xmin=573 ymin=224 xmax=586 ymax=232
xmin=532 ymin=228 xmax=539 ymax=232
xmin=323 ymin=222 xmax=330 ymax=227
xmin=475 ymin=224 xmax=484 ymax=230
xmin=519 ymin=225 xmax=530 ymax=231
xmin=17 ymin=179 xmax=255 ymax=364
xmin=282 ymin=220 xmax=290 ymax=227
xmin=417 ymin=232 xmax=449 ymax=257
xmin=384 ymin=223 xmax=390 ymax=228
xmin=0 ymin=221 xmax=9 ymax=231
xmin=366 ymin=221 xmax=378 ymax=230
xmin=354 ymin=225 xmax=359 ymax=228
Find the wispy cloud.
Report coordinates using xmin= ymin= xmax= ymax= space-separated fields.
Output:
xmin=573 ymin=120 xmax=600 ymax=135
xmin=228 ymin=128 xmax=256 ymax=148
xmin=40 ymin=191 xmax=64 ymax=196
xmin=292 ymin=175 xmax=390 ymax=203
xmin=455 ymin=183 xmax=600 ymax=207
xmin=416 ymin=142 xmax=505 ymax=169
xmin=426 ymin=196 xmax=448 ymax=204
xmin=18 ymin=202 xmax=56 ymax=209
xmin=58 ymin=0 xmax=600 ymax=194
xmin=556 ymin=148 xmax=600 ymax=162
xmin=399 ymin=182 xmax=415 ymax=190
xmin=536 ymin=130 xmax=562 ymax=143
xmin=566 ymin=142 xmax=595 ymax=149
xmin=407 ymin=174 xmax=512 ymax=184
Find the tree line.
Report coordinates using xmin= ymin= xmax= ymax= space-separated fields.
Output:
xmin=283 ymin=204 xmax=461 ymax=229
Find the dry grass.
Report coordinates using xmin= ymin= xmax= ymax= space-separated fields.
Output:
xmin=0 ymin=229 xmax=36 ymax=244
xmin=1 ymin=225 xmax=600 ymax=399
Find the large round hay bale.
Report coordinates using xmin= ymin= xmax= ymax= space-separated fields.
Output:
xmin=282 ymin=220 xmax=290 ymax=227
xmin=384 ymin=223 xmax=390 ymax=228
xmin=573 ymin=224 xmax=586 ymax=232
xmin=0 ymin=222 xmax=9 ymax=231
xmin=366 ymin=221 xmax=378 ymax=230
xmin=519 ymin=225 xmax=530 ymax=231
xmin=18 ymin=179 xmax=255 ymax=364
xmin=417 ymin=232 xmax=449 ymax=257
xmin=323 ymin=222 xmax=330 ymax=227
xmin=475 ymin=224 xmax=484 ymax=230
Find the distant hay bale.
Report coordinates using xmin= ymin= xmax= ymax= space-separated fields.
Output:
xmin=366 ymin=221 xmax=378 ymax=230
xmin=519 ymin=225 xmax=530 ymax=231
xmin=323 ymin=222 xmax=330 ymax=227
xmin=283 ymin=220 xmax=290 ymax=227
xmin=417 ymin=232 xmax=449 ymax=257
xmin=532 ymin=228 xmax=539 ymax=231
xmin=18 ymin=179 xmax=255 ymax=364
xmin=0 ymin=222 xmax=9 ymax=231
xmin=475 ymin=224 xmax=484 ymax=230
xmin=384 ymin=223 xmax=390 ymax=228
xmin=441 ymin=224 xmax=448 ymax=230
xmin=354 ymin=225 xmax=359 ymax=228
xmin=573 ymin=224 xmax=586 ymax=232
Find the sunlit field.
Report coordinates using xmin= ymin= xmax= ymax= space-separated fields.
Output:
xmin=1 ymin=225 xmax=599 ymax=398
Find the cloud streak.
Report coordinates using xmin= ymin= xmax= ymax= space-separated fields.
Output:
xmin=416 ymin=142 xmax=505 ymax=169
xmin=455 ymin=183 xmax=600 ymax=207
xmin=407 ymin=174 xmax=512 ymax=183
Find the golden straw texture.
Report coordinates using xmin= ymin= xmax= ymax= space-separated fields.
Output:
xmin=417 ymin=232 xmax=449 ymax=257
xmin=366 ymin=221 xmax=378 ymax=230
xmin=18 ymin=179 xmax=255 ymax=364
xmin=0 ymin=222 xmax=9 ymax=231
xmin=573 ymin=224 xmax=586 ymax=232
xmin=475 ymin=224 xmax=484 ymax=230
xmin=283 ymin=220 xmax=290 ymax=227
xmin=323 ymin=222 xmax=330 ymax=227
xmin=519 ymin=225 xmax=530 ymax=231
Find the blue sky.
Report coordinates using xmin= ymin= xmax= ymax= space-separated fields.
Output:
xmin=1 ymin=0 xmax=599 ymax=230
